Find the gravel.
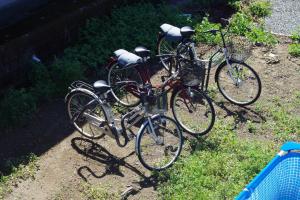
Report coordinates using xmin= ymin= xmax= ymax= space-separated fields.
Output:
xmin=265 ymin=0 xmax=300 ymax=35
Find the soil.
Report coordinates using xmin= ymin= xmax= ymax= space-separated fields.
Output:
xmin=1 ymin=36 xmax=299 ymax=200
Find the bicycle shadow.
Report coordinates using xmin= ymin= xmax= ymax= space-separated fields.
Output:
xmin=71 ymin=137 xmax=158 ymax=196
xmin=214 ymin=101 xmax=266 ymax=124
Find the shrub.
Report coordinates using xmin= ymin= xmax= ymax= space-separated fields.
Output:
xmin=70 ymin=3 xmax=190 ymax=76
xmin=245 ymin=26 xmax=277 ymax=46
xmin=194 ymin=17 xmax=221 ymax=45
xmin=230 ymin=12 xmax=253 ymax=36
xmin=0 ymin=89 xmax=37 ymax=129
xmin=249 ymin=1 xmax=272 ymax=18
xmin=288 ymin=28 xmax=300 ymax=57
xmin=50 ymin=58 xmax=85 ymax=96
xmin=28 ymin=62 xmax=55 ymax=101
xmin=288 ymin=43 xmax=300 ymax=57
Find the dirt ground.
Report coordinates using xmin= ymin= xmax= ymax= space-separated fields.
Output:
xmin=1 ymin=36 xmax=300 ymax=200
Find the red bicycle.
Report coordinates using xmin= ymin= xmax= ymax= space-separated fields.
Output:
xmin=107 ymin=47 xmax=215 ymax=136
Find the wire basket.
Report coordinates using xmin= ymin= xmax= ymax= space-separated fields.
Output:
xmin=236 ymin=142 xmax=300 ymax=200
xmin=145 ymin=89 xmax=168 ymax=114
xmin=227 ymin=35 xmax=252 ymax=62
xmin=180 ymin=59 xmax=206 ymax=87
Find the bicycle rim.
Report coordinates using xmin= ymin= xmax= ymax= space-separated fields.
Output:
xmin=67 ymin=92 xmax=106 ymax=138
xmin=108 ymin=63 xmax=142 ymax=107
xmin=137 ymin=115 xmax=183 ymax=170
xmin=172 ymin=87 xmax=215 ymax=136
xmin=216 ymin=61 xmax=261 ymax=105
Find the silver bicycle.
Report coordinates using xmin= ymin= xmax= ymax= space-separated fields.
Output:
xmin=65 ymin=80 xmax=183 ymax=170
xmin=157 ymin=18 xmax=262 ymax=106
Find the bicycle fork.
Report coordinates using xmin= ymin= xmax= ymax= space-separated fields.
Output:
xmin=146 ymin=116 xmax=164 ymax=145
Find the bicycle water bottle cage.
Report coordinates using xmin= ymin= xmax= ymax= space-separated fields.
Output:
xmin=180 ymin=26 xmax=195 ymax=38
xmin=160 ymin=23 xmax=182 ymax=42
xmin=93 ymin=80 xmax=111 ymax=94
xmin=113 ymin=49 xmax=142 ymax=68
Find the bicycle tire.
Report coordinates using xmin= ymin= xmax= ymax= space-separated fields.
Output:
xmin=215 ymin=60 xmax=262 ymax=106
xmin=107 ymin=63 xmax=142 ymax=107
xmin=171 ymin=87 xmax=215 ymax=136
xmin=66 ymin=90 xmax=108 ymax=139
xmin=136 ymin=115 xmax=183 ymax=171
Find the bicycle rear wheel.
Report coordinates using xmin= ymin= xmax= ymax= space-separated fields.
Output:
xmin=171 ymin=87 xmax=215 ymax=136
xmin=66 ymin=91 xmax=107 ymax=139
xmin=108 ymin=63 xmax=142 ymax=107
xmin=157 ymin=35 xmax=180 ymax=71
xmin=216 ymin=61 xmax=261 ymax=106
xmin=136 ymin=115 xmax=183 ymax=171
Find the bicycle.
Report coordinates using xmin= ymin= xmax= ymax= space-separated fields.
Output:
xmin=107 ymin=47 xmax=215 ymax=136
xmin=157 ymin=19 xmax=262 ymax=106
xmin=65 ymin=80 xmax=183 ymax=171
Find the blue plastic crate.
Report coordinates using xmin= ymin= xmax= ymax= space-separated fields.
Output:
xmin=236 ymin=142 xmax=300 ymax=200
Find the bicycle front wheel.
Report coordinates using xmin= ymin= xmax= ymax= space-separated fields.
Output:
xmin=171 ymin=87 xmax=215 ymax=136
xmin=66 ymin=91 xmax=107 ymax=139
xmin=136 ymin=115 xmax=183 ymax=171
xmin=108 ymin=63 xmax=142 ymax=107
xmin=216 ymin=61 xmax=261 ymax=106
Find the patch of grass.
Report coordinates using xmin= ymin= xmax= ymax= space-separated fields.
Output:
xmin=158 ymin=119 xmax=276 ymax=199
xmin=249 ymin=1 xmax=272 ymax=18
xmin=81 ymin=183 xmax=119 ymax=200
xmin=0 ymin=154 xmax=38 ymax=198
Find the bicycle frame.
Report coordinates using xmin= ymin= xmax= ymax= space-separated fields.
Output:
xmin=177 ymin=27 xmax=242 ymax=92
xmin=66 ymin=83 xmax=166 ymax=147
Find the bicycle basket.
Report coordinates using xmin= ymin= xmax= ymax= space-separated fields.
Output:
xmin=180 ymin=59 xmax=206 ymax=87
xmin=236 ymin=142 xmax=300 ymax=200
xmin=145 ymin=90 xmax=168 ymax=114
xmin=227 ymin=35 xmax=252 ymax=62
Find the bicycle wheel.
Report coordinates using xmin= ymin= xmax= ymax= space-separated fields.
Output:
xmin=157 ymin=35 xmax=180 ymax=71
xmin=171 ymin=87 xmax=215 ymax=136
xmin=136 ymin=115 xmax=183 ymax=171
xmin=108 ymin=63 xmax=142 ymax=107
xmin=66 ymin=91 xmax=107 ymax=139
xmin=215 ymin=60 xmax=261 ymax=106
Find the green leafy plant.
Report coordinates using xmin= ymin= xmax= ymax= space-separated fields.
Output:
xmin=194 ymin=17 xmax=221 ymax=45
xmin=28 ymin=62 xmax=55 ymax=101
xmin=249 ymin=1 xmax=272 ymax=18
xmin=245 ymin=26 xmax=277 ymax=46
xmin=230 ymin=12 xmax=253 ymax=36
xmin=288 ymin=28 xmax=300 ymax=57
xmin=0 ymin=89 xmax=37 ymax=129
xmin=0 ymin=154 xmax=38 ymax=198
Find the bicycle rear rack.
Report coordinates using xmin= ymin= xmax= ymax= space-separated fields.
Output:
xmin=69 ymin=80 xmax=94 ymax=91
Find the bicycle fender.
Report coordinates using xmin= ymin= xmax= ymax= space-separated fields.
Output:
xmin=64 ymin=88 xmax=103 ymax=105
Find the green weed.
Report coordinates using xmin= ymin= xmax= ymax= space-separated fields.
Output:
xmin=249 ymin=1 xmax=272 ymax=18
xmin=0 ymin=154 xmax=38 ymax=199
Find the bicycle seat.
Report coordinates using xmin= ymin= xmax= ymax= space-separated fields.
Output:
xmin=160 ymin=23 xmax=182 ymax=42
xmin=134 ymin=46 xmax=150 ymax=58
xmin=93 ymin=80 xmax=111 ymax=93
xmin=114 ymin=49 xmax=142 ymax=67
xmin=180 ymin=26 xmax=195 ymax=38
